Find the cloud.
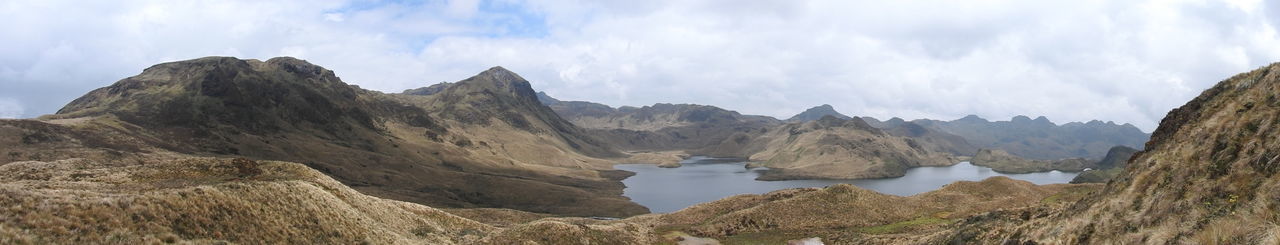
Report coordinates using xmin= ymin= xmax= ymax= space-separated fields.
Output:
xmin=1 ymin=0 xmax=1278 ymax=132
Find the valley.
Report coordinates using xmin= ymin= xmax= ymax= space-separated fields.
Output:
xmin=4 ymin=56 xmax=1277 ymax=244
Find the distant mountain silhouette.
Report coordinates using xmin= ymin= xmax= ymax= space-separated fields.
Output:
xmin=864 ymin=115 xmax=1149 ymax=160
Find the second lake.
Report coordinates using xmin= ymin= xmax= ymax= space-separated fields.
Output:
xmin=614 ymin=156 xmax=1079 ymax=213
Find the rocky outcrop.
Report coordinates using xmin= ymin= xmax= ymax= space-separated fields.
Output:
xmin=748 ymin=116 xmax=961 ymax=180
xmin=970 ymin=148 xmax=1093 ymax=173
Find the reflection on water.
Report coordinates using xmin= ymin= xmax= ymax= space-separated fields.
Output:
xmin=615 ymin=156 xmax=1079 ymax=213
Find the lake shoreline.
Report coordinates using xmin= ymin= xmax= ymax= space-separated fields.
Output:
xmin=615 ymin=156 xmax=1079 ymax=213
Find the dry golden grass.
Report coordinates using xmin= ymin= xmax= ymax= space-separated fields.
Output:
xmin=914 ymin=62 xmax=1280 ymax=244
xmin=444 ymin=208 xmax=554 ymax=227
xmin=481 ymin=218 xmax=657 ymax=244
xmin=0 ymin=156 xmax=494 ymax=244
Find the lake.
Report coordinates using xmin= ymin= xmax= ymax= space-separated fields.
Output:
xmin=614 ymin=156 xmax=1079 ymax=213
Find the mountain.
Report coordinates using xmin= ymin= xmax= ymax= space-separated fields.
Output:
xmin=970 ymin=148 xmax=1092 ymax=173
xmin=747 ymin=116 xmax=961 ymax=180
xmin=1069 ymin=145 xmax=1139 ymax=183
xmin=786 ymin=104 xmax=852 ymax=122
xmin=539 ymin=93 xmax=782 ymax=153
xmin=402 ymin=82 xmax=453 ymax=96
xmin=37 ymin=57 xmax=644 ymax=217
xmin=929 ymin=62 xmax=1280 ymax=243
xmin=906 ymin=115 xmax=1149 ymax=160
xmin=535 ymin=91 xmax=560 ymax=105
xmin=878 ymin=121 xmax=978 ymax=156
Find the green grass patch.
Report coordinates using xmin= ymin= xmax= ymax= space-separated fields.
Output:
xmin=858 ymin=216 xmax=955 ymax=234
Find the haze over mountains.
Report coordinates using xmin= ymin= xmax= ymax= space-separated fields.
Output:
xmin=5 ymin=56 xmax=1277 ymax=244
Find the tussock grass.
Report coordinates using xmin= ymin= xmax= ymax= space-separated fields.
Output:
xmin=0 ymin=157 xmax=493 ymax=244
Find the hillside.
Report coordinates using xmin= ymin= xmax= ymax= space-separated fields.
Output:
xmin=0 ymin=147 xmax=1097 ymax=244
xmin=541 ymin=93 xmax=782 ymax=153
xmin=970 ymin=148 xmax=1092 ymax=173
xmin=748 ymin=116 xmax=962 ymax=180
xmin=34 ymin=57 xmax=645 ymax=217
xmin=0 ymin=156 xmax=494 ymax=244
xmin=879 ymin=121 xmax=978 ymax=156
xmin=925 ymin=62 xmax=1280 ymax=244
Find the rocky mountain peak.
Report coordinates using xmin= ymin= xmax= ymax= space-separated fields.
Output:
xmin=450 ymin=66 xmax=540 ymax=103
xmin=787 ymin=104 xmax=853 ymax=122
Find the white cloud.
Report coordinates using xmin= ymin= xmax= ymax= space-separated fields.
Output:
xmin=1 ymin=0 xmax=1278 ymax=131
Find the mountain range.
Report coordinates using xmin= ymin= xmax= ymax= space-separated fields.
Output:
xmin=23 ymin=57 xmax=645 ymax=217
xmin=9 ymin=56 xmax=1272 ymax=244
xmin=863 ymin=114 xmax=1149 ymax=160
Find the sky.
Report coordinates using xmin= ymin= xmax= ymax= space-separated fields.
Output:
xmin=2 ymin=0 xmax=1279 ymax=132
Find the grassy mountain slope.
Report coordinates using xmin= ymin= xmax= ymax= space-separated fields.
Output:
xmin=28 ymin=57 xmax=644 ymax=217
xmin=928 ymin=62 xmax=1280 ymax=244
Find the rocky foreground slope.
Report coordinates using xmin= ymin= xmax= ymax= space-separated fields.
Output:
xmin=918 ymin=62 xmax=1280 ymax=244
